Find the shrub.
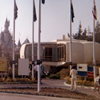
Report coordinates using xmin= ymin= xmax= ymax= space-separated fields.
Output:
xmin=2 ymin=77 xmax=5 ymax=81
xmin=77 ymin=76 xmax=84 ymax=80
xmin=77 ymin=80 xmax=84 ymax=86
xmin=49 ymin=72 xmax=60 ymax=79
xmin=66 ymin=76 xmax=94 ymax=87
xmin=56 ymin=72 xmax=60 ymax=78
xmin=5 ymin=77 xmax=11 ymax=82
xmin=13 ymin=78 xmax=18 ymax=82
xmin=60 ymin=68 xmax=70 ymax=79
xmin=25 ymin=78 xmax=32 ymax=83
xmin=86 ymin=77 xmax=93 ymax=81
xmin=82 ymin=80 xmax=94 ymax=86
xmin=49 ymin=68 xmax=70 ymax=79
xmin=19 ymin=78 xmax=24 ymax=82
xmin=0 ymin=78 xmax=2 ymax=82
xmin=66 ymin=76 xmax=71 ymax=84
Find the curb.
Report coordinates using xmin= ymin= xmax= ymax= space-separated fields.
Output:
xmin=0 ymin=87 xmax=84 ymax=99
xmin=0 ymin=82 xmax=99 ymax=99
xmin=64 ymin=82 xmax=94 ymax=89
xmin=64 ymin=82 xmax=100 ymax=99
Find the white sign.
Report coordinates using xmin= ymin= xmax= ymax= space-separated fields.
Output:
xmin=77 ymin=64 xmax=87 ymax=71
xmin=18 ymin=59 xmax=29 ymax=76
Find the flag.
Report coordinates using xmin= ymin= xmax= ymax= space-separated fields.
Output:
xmin=34 ymin=0 xmax=37 ymax=22
xmin=42 ymin=0 xmax=45 ymax=4
xmin=92 ymin=0 xmax=97 ymax=20
xmin=14 ymin=1 xmax=18 ymax=20
xmin=71 ymin=0 xmax=75 ymax=22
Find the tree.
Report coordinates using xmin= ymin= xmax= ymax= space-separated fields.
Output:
xmin=86 ymin=26 xmax=93 ymax=41
xmin=69 ymin=21 xmax=100 ymax=43
xmin=73 ymin=21 xmax=83 ymax=39
xmin=72 ymin=22 xmax=93 ymax=41
xmin=80 ymin=28 xmax=87 ymax=40
xmin=77 ymin=21 xmax=83 ymax=38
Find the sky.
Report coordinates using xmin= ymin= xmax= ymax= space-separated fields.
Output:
xmin=0 ymin=0 xmax=100 ymax=44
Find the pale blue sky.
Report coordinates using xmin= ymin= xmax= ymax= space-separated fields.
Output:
xmin=0 ymin=0 xmax=100 ymax=44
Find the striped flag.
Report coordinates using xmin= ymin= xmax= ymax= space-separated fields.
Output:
xmin=92 ymin=0 xmax=97 ymax=20
xmin=71 ymin=0 xmax=75 ymax=22
xmin=14 ymin=1 xmax=18 ymax=20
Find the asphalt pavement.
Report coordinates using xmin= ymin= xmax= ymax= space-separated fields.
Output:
xmin=0 ymin=93 xmax=76 ymax=100
xmin=0 ymin=78 xmax=100 ymax=99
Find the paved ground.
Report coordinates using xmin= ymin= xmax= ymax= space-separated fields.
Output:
xmin=42 ymin=78 xmax=100 ymax=98
xmin=0 ymin=93 xmax=76 ymax=100
xmin=0 ymin=78 xmax=100 ymax=99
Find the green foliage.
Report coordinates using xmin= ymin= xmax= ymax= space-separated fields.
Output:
xmin=66 ymin=76 xmax=94 ymax=87
xmin=66 ymin=77 xmax=71 ymax=84
xmin=2 ymin=77 xmax=5 ymax=81
xmin=77 ymin=76 xmax=84 ymax=80
xmin=25 ymin=78 xmax=33 ymax=83
xmin=0 ymin=77 xmax=36 ymax=84
xmin=5 ymin=77 xmax=11 ymax=82
xmin=19 ymin=78 xmax=24 ymax=82
xmin=49 ymin=68 xmax=70 ymax=79
xmin=49 ymin=72 xmax=60 ymax=79
xmin=60 ymin=68 xmax=70 ymax=79
xmin=77 ymin=80 xmax=94 ymax=86
xmin=86 ymin=77 xmax=93 ymax=81
xmin=72 ymin=21 xmax=100 ymax=43
xmin=72 ymin=22 xmax=93 ymax=41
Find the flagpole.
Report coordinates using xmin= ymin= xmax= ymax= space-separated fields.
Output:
xmin=12 ymin=0 xmax=15 ymax=80
xmin=69 ymin=0 xmax=72 ymax=71
xmin=37 ymin=0 xmax=41 ymax=92
xmin=93 ymin=0 xmax=96 ymax=88
xmin=32 ymin=0 xmax=35 ymax=80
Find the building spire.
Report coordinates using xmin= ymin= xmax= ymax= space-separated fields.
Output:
xmin=18 ymin=39 xmax=21 ymax=48
xmin=4 ymin=18 xmax=10 ymax=32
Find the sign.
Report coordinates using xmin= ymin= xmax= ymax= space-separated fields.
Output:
xmin=78 ymin=71 xmax=87 ymax=77
xmin=77 ymin=64 xmax=94 ymax=77
xmin=0 ymin=58 xmax=7 ymax=72
xmin=87 ymin=71 xmax=94 ymax=78
xmin=77 ymin=64 xmax=87 ymax=71
xmin=18 ymin=59 xmax=29 ymax=76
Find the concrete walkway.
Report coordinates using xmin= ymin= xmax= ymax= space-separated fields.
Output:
xmin=0 ymin=78 xmax=100 ymax=99
xmin=42 ymin=79 xmax=100 ymax=98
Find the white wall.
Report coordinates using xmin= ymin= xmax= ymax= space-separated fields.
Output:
xmin=66 ymin=42 xmax=84 ymax=63
xmin=83 ymin=42 xmax=100 ymax=64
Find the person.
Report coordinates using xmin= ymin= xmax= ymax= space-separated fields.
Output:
xmin=33 ymin=65 xmax=38 ymax=80
xmin=40 ymin=64 xmax=44 ymax=77
xmin=33 ymin=64 xmax=44 ymax=84
xmin=70 ymin=66 xmax=77 ymax=91
xmin=33 ymin=65 xmax=38 ymax=71
xmin=93 ymin=74 xmax=100 ymax=92
xmin=40 ymin=64 xmax=44 ymax=84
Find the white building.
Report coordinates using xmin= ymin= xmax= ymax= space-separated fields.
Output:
xmin=20 ymin=35 xmax=100 ymax=67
